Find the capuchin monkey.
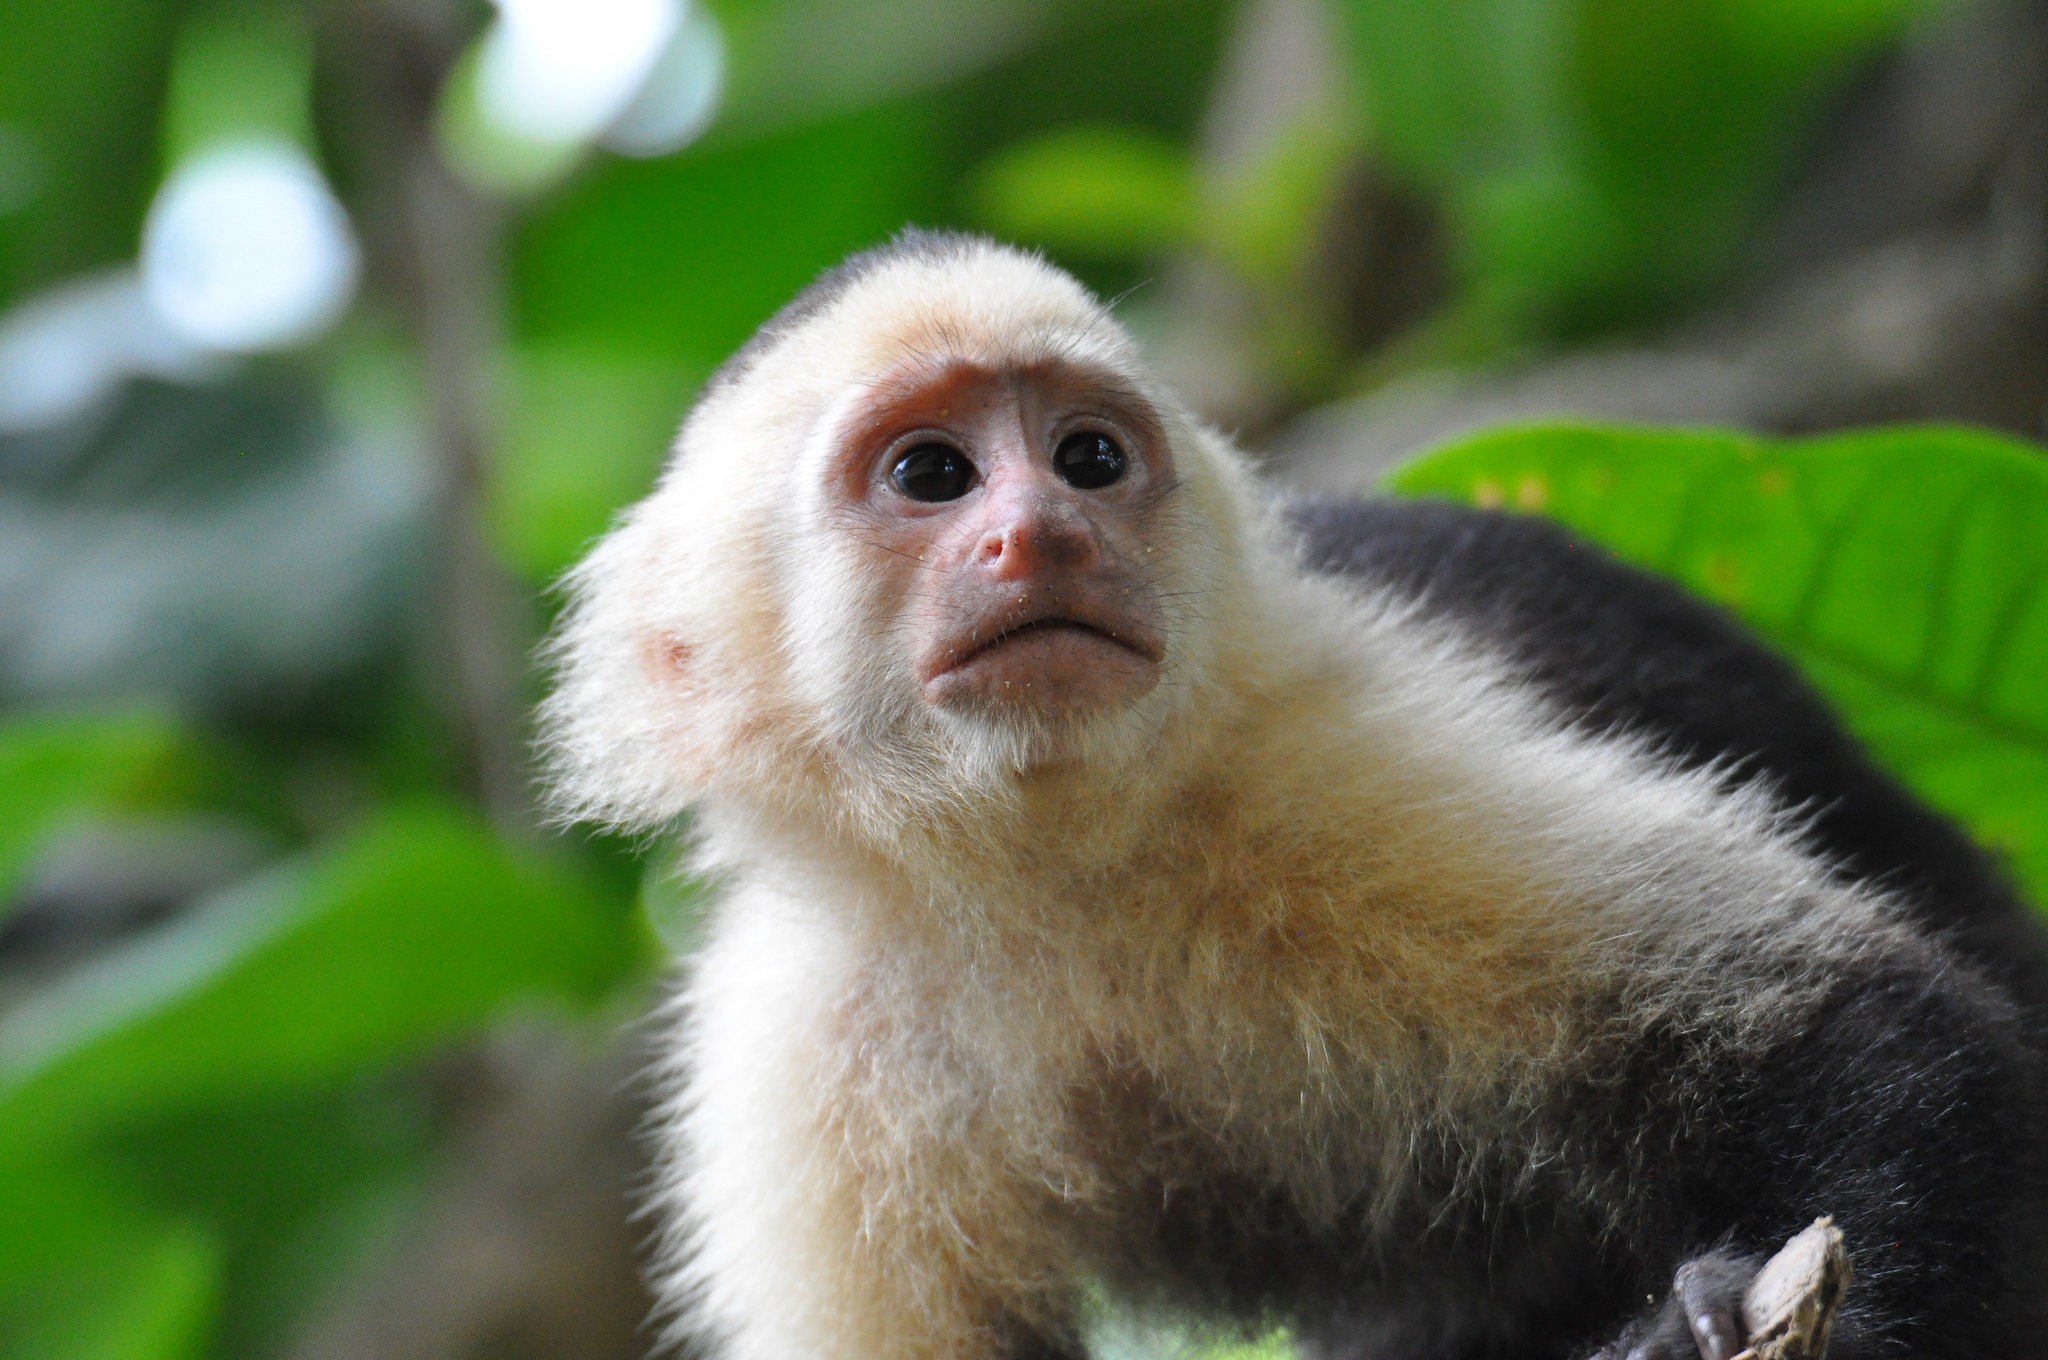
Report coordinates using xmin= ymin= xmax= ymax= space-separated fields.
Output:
xmin=542 ymin=230 xmax=2048 ymax=1360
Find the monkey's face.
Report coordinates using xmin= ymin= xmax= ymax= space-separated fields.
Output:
xmin=544 ymin=239 xmax=1250 ymax=829
xmin=825 ymin=358 xmax=1170 ymax=724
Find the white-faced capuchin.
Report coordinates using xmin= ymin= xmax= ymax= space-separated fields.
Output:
xmin=542 ymin=230 xmax=2048 ymax=1360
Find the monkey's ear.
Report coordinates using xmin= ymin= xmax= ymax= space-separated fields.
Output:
xmin=538 ymin=511 xmax=730 ymax=830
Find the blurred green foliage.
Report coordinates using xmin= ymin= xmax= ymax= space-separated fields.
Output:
xmin=0 ymin=0 xmax=182 ymax=295
xmin=1334 ymin=0 xmax=1957 ymax=337
xmin=0 ymin=714 xmax=197 ymax=910
xmin=0 ymin=0 xmax=2030 ymax=1356
xmin=0 ymin=803 xmax=637 ymax=1150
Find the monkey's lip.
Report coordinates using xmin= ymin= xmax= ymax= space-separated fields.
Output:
xmin=920 ymin=605 xmax=1163 ymax=688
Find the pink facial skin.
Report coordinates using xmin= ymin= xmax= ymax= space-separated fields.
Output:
xmin=829 ymin=359 xmax=1171 ymax=721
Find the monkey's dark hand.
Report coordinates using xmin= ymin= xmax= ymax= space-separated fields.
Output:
xmin=1590 ymin=1251 xmax=1761 ymax=1360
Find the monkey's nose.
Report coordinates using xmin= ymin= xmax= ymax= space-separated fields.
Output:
xmin=975 ymin=502 xmax=1102 ymax=579
xmin=974 ymin=491 xmax=1105 ymax=577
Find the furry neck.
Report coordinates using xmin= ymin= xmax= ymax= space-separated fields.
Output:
xmin=742 ymin=600 xmax=1376 ymax=953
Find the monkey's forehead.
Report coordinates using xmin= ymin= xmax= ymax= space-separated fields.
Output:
xmin=731 ymin=238 xmax=1138 ymax=408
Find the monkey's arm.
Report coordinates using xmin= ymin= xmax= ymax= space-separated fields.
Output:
xmin=670 ymin=893 xmax=1086 ymax=1360
xmin=1576 ymin=951 xmax=2048 ymax=1360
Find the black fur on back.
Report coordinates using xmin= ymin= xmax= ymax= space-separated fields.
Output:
xmin=1210 ymin=495 xmax=2048 ymax=1360
xmin=1288 ymin=495 xmax=2048 ymax=1012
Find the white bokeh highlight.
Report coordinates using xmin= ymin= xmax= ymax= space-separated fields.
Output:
xmin=477 ymin=0 xmax=682 ymax=146
xmin=141 ymin=141 xmax=360 ymax=354
xmin=0 ymin=270 xmax=221 ymax=433
xmin=601 ymin=3 xmax=725 ymax=157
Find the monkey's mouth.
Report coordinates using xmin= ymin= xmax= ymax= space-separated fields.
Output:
xmin=964 ymin=617 xmax=1135 ymax=664
xmin=921 ymin=605 xmax=1163 ymax=704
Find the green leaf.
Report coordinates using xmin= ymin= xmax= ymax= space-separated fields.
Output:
xmin=967 ymin=125 xmax=1197 ymax=257
xmin=0 ymin=1196 xmax=219 ymax=1360
xmin=0 ymin=802 xmax=637 ymax=1149
xmin=0 ymin=1072 xmax=430 ymax=1360
xmin=1385 ymin=422 xmax=2048 ymax=907
xmin=93 ymin=1083 xmax=434 ymax=1360
xmin=0 ymin=0 xmax=183 ymax=299
xmin=22 ymin=1230 xmax=218 ymax=1360
xmin=0 ymin=710 xmax=192 ymax=906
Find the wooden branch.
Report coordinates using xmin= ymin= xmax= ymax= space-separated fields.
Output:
xmin=1733 ymin=1218 xmax=1852 ymax=1360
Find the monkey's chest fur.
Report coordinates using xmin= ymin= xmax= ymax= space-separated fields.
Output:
xmin=828 ymin=860 xmax=1796 ymax=1352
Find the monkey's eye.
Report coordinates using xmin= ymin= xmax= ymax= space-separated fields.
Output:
xmin=1052 ymin=431 xmax=1127 ymax=490
xmin=890 ymin=443 xmax=976 ymax=502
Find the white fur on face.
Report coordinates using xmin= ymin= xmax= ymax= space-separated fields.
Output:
xmin=541 ymin=239 xmax=1254 ymax=838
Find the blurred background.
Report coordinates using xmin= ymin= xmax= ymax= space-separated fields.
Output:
xmin=1 ymin=0 xmax=2044 ymax=1356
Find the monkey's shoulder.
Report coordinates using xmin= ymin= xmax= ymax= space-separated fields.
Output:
xmin=1289 ymin=495 xmax=1819 ymax=758
xmin=1288 ymin=494 xmax=2048 ymax=1005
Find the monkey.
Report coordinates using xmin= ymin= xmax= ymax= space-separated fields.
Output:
xmin=541 ymin=229 xmax=2048 ymax=1360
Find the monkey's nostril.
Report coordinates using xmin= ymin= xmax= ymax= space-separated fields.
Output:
xmin=977 ymin=519 xmax=1098 ymax=579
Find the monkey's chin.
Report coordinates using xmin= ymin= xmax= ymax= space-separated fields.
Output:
xmin=931 ymin=698 xmax=1163 ymax=785
xmin=921 ymin=624 xmax=1161 ymax=719
xmin=921 ymin=648 xmax=1166 ymax=781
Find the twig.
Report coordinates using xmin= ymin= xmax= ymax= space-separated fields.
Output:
xmin=1733 ymin=1218 xmax=1852 ymax=1360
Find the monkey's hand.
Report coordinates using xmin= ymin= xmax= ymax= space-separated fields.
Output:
xmin=1591 ymin=1250 xmax=1761 ymax=1360
xmin=1592 ymin=1219 xmax=1850 ymax=1360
